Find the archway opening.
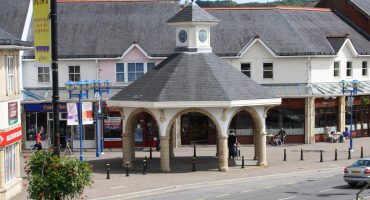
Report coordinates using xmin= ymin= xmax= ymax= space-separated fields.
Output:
xmin=131 ymin=111 xmax=159 ymax=148
xmin=180 ymin=112 xmax=217 ymax=145
xmin=228 ymin=110 xmax=256 ymax=144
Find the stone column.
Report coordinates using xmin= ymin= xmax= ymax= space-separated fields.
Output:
xmin=254 ymin=133 xmax=259 ymax=160
xmin=175 ymin=117 xmax=181 ymax=147
xmin=338 ymin=96 xmax=346 ymax=133
xmin=218 ymin=135 xmax=228 ymax=172
xmin=305 ymin=97 xmax=315 ymax=144
xmin=21 ymin=108 xmax=27 ymax=150
xmin=257 ymin=132 xmax=267 ymax=166
xmin=122 ymin=133 xmax=132 ymax=167
xmin=160 ymin=136 xmax=171 ymax=172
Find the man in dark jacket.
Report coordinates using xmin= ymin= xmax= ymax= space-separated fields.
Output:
xmin=228 ymin=131 xmax=237 ymax=159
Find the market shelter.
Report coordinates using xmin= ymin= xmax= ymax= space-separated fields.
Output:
xmin=107 ymin=2 xmax=281 ymax=172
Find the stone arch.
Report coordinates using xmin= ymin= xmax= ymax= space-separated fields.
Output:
xmin=124 ymin=107 xmax=161 ymax=137
xmin=164 ymin=108 xmax=222 ymax=139
xmin=227 ymin=107 xmax=263 ymax=135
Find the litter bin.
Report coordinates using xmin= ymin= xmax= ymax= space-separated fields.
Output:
xmin=339 ymin=135 xmax=343 ymax=143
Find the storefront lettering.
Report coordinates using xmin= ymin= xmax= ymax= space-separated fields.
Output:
xmin=42 ymin=104 xmax=66 ymax=111
xmin=6 ymin=131 xmax=22 ymax=141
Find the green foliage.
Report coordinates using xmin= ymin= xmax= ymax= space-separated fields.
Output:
xmin=361 ymin=96 xmax=370 ymax=106
xmin=25 ymin=150 xmax=93 ymax=200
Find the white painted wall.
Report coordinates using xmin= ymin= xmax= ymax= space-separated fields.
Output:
xmin=22 ymin=60 xmax=98 ymax=88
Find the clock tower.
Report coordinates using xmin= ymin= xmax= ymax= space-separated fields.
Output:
xmin=167 ymin=2 xmax=219 ymax=53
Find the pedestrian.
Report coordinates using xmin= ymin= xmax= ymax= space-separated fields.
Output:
xmin=228 ymin=130 xmax=237 ymax=159
xmin=343 ymin=127 xmax=349 ymax=139
xmin=32 ymin=126 xmax=43 ymax=150
xmin=236 ymin=142 xmax=241 ymax=158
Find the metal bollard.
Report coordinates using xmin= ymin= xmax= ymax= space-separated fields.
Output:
xmin=193 ymin=145 xmax=197 ymax=158
xmin=192 ymin=156 xmax=196 ymax=172
xmin=106 ymin=164 xmax=110 ymax=179
xmin=320 ymin=150 xmax=323 ymax=162
xmin=300 ymin=148 xmax=304 ymax=161
xmin=241 ymin=156 xmax=245 ymax=168
xmin=361 ymin=147 xmax=364 ymax=158
xmin=283 ymin=149 xmax=287 ymax=161
xmin=335 ymin=148 xmax=338 ymax=161
xmin=143 ymin=158 xmax=147 ymax=175
xmin=150 ymin=147 xmax=152 ymax=160
xmin=348 ymin=148 xmax=351 ymax=160
xmin=126 ymin=162 xmax=130 ymax=177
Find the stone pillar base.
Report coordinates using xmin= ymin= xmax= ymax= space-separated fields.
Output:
xmin=257 ymin=132 xmax=267 ymax=167
xmin=160 ymin=136 xmax=171 ymax=172
xmin=218 ymin=136 xmax=228 ymax=172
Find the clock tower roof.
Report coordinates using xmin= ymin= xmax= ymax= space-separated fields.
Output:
xmin=167 ymin=2 xmax=219 ymax=24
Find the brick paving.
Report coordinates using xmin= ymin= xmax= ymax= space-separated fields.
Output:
xmin=14 ymin=137 xmax=370 ymax=199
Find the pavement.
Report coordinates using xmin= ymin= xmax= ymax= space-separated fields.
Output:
xmin=14 ymin=137 xmax=370 ymax=200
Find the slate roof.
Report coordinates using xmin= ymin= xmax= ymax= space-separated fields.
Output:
xmin=0 ymin=0 xmax=30 ymax=39
xmin=167 ymin=2 xmax=219 ymax=23
xmin=0 ymin=25 xmax=32 ymax=46
xmin=110 ymin=53 xmax=275 ymax=102
xmin=326 ymin=36 xmax=347 ymax=53
xmin=350 ymin=0 xmax=370 ymax=17
xmin=207 ymin=8 xmax=370 ymax=56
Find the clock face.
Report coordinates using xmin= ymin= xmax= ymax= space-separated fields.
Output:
xmin=178 ymin=30 xmax=187 ymax=43
xmin=198 ymin=30 xmax=207 ymax=42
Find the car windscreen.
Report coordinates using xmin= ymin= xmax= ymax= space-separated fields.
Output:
xmin=351 ymin=160 xmax=370 ymax=167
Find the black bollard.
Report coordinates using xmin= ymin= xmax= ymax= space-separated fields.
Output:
xmin=283 ymin=149 xmax=287 ymax=161
xmin=106 ymin=164 xmax=110 ymax=179
xmin=149 ymin=147 xmax=153 ymax=160
xmin=348 ymin=148 xmax=351 ymax=159
xmin=300 ymin=148 xmax=304 ymax=161
xmin=192 ymin=156 xmax=196 ymax=172
xmin=126 ymin=162 xmax=130 ymax=177
xmin=361 ymin=147 xmax=364 ymax=158
xmin=143 ymin=158 xmax=147 ymax=175
xmin=335 ymin=148 xmax=337 ymax=161
xmin=241 ymin=156 xmax=245 ymax=168
xmin=193 ymin=145 xmax=197 ymax=158
xmin=320 ymin=150 xmax=323 ymax=162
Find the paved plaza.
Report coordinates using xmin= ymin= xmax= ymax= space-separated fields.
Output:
xmin=15 ymin=137 xmax=370 ymax=199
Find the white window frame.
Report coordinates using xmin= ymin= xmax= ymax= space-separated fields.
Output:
xmin=241 ymin=63 xmax=251 ymax=78
xmin=127 ymin=63 xmax=144 ymax=82
xmin=362 ymin=61 xmax=368 ymax=77
xmin=115 ymin=63 xmax=125 ymax=82
xmin=5 ymin=143 xmax=17 ymax=183
xmin=68 ymin=65 xmax=80 ymax=81
xmin=7 ymin=56 xmax=15 ymax=95
xmin=38 ymin=66 xmax=50 ymax=83
xmin=346 ymin=61 xmax=352 ymax=77
xmin=263 ymin=62 xmax=273 ymax=79
xmin=333 ymin=61 xmax=340 ymax=78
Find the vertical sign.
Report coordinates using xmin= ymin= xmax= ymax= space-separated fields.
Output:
xmin=67 ymin=103 xmax=79 ymax=125
xmin=82 ymin=102 xmax=93 ymax=125
xmin=33 ymin=0 xmax=51 ymax=65
xmin=8 ymin=102 xmax=18 ymax=126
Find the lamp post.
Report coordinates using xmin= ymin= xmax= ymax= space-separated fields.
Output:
xmin=65 ymin=80 xmax=92 ymax=161
xmin=93 ymin=80 xmax=111 ymax=155
xmin=339 ymin=80 xmax=359 ymax=151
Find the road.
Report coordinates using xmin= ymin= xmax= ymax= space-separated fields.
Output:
xmin=93 ymin=168 xmax=370 ymax=200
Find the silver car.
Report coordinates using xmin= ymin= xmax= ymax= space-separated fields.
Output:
xmin=343 ymin=158 xmax=370 ymax=187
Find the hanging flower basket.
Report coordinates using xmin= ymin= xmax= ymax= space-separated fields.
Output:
xmin=25 ymin=150 xmax=93 ymax=200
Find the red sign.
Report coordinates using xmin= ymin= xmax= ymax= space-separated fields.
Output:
xmin=0 ymin=126 xmax=22 ymax=147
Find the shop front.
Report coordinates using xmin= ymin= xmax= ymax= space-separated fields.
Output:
xmin=23 ymin=102 xmax=96 ymax=149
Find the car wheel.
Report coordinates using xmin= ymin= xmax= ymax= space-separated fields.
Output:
xmin=348 ymin=182 xmax=357 ymax=187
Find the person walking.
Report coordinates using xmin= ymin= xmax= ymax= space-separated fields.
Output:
xmin=32 ymin=126 xmax=43 ymax=150
xmin=228 ymin=131 xmax=237 ymax=159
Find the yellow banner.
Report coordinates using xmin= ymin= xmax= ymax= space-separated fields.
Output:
xmin=33 ymin=0 xmax=51 ymax=65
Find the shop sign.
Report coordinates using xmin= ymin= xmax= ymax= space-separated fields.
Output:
xmin=24 ymin=103 xmax=67 ymax=112
xmin=82 ymin=102 xmax=93 ymax=125
xmin=8 ymin=102 xmax=18 ymax=126
xmin=104 ymin=117 xmax=121 ymax=129
xmin=0 ymin=126 xmax=22 ymax=147
xmin=33 ymin=0 xmax=51 ymax=65
xmin=67 ymin=103 xmax=79 ymax=125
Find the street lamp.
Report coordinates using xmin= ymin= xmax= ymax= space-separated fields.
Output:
xmin=339 ymin=79 xmax=360 ymax=151
xmin=93 ymin=80 xmax=111 ymax=155
xmin=65 ymin=80 xmax=92 ymax=161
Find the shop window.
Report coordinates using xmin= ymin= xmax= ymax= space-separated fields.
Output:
xmin=147 ymin=63 xmax=155 ymax=72
xmin=128 ymin=63 xmax=144 ymax=82
xmin=5 ymin=143 xmax=16 ymax=183
xmin=26 ymin=113 xmax=48 ymax=142
xmin=104 ymin=113 xmax=122 ymax=138
xmin=7 ymin=56 xmax=15 ymax=95
xmin=346 ymin=62 xmax=352 ymax=77
xmin=38 ymin=66 xmax=50 ymax=83
xmin=241 ymin=63 xmax=251 ymax=78
xmin=263 ymin=63 xmax=273 ymax=79
xmin=266 ymin=108 xmax=304 ymax=130
xmin=116 ymin=63 xmax=124 ymax=82
xmin=333 ymin=62 xmax=340 ymax=77
xmin=68 ymin=66 xmax=80 ymax=81
xmin=362 ymin=61 xmax=368 ymax=76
